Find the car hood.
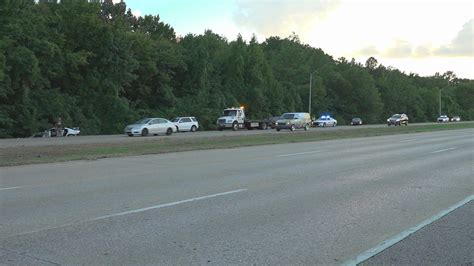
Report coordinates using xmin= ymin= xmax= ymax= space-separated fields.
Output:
xmin=276 ymin=119 xmax=296 ymax=123
xmin=126 ymin=123 xmax=145 ymax=129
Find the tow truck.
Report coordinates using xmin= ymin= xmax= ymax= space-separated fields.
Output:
xmin=216 ymin=107 xmax=271 ymax=131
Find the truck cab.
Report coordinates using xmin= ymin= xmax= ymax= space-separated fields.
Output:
xmin=217 ymin=107 xmax=245 ymax=131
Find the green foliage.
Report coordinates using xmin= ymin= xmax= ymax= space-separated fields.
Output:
xmin=0 ymin=1 xmax=472 ymax=137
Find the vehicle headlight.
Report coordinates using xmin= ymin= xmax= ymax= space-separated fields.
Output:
xmin=387 ymin=119 xmax=390 ymax=122
xmin=396 ymin=119 xmax=400 ymax=121
xmin=286 ymin=122 xmax=290 ymax=125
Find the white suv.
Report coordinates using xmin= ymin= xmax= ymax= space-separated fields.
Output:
xmin=172 ymin=117 xmax=199 ymax=132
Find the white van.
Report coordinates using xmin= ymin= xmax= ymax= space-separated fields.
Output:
xmin=275 ymin=112 xmax=312 ymax=131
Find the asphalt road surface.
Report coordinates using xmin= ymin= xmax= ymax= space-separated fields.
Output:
xmin=361 ymin=200 xmax=473 ymax=265
xmin=0 ymin=122 xmax=444 ymax=148
xmin=1 ymin=128 xmax=472 ymax=264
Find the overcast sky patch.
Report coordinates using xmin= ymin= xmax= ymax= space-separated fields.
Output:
xmin=434 ymin=19 xmax=473 ymax=57
xmin=233 ymin=0 xmax=340 ymax=38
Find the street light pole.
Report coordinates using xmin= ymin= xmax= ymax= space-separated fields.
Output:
xmin=439 ymin=89 xmax=441 ymax=117
xmin=309 ymin=73 xmax=313 ymax=114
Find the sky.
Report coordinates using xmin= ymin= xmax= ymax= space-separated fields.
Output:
xmin=122 ymin=0 xmax=473 ymax=79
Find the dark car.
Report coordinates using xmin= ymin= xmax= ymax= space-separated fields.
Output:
xmin=387 ymin=114 xmax=408 ymax=126
xmin=264 ymin=116 xmax=281 ymax=129
xmin=351 ymin=118 xmax=363 ymax=126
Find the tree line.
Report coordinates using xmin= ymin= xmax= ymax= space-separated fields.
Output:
xmin=0 ymin=0 xmax=472 ymax=137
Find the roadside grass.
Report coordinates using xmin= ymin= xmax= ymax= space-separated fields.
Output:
xmin=1 ymin=122 xmax=473 ymax=167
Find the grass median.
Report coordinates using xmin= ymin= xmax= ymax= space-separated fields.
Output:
xmin=1 ymin=122 xmax=473 ymax=167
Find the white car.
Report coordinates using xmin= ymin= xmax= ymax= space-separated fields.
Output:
xmin=171 ymin=117 xmax=199 ymax=132
xmin=437 ymin=115 xmax=449 ymax=123
xmin=313 ymin=115 xmax=337 ymax=127
xmin=124 ymin=118 xmax=177 ymax=137
xmin=451 ymin=116 xmax=461 ymax=122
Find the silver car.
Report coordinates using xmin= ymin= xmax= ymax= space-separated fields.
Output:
xmin=313 ymin=115 xmax=337 ymax=127
xmin=437 ymin=115 xmax=449 ymax=123
xmin=125 ymin=118 xmax=177 ymax=137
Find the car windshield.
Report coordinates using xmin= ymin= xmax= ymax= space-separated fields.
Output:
xmin=171 ymin=118 xmax=180 ymax=122
xmin=281 ymin=114 xmax=295 ymax=119
xmin=391 ymin=115 xmax=401 ymax=118
xmin=223 ymin=110 xmax=237 ymax=116
xmin=352 ymin=118 xmax=360 ymax=121
xmin=135 ymin=118 xmax=152 ymax=124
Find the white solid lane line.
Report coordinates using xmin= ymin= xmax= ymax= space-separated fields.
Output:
xmin=8 ymin=188 xmax=249 ymax=238
xmin=0 ymin=186 xmax=22 ymax=191
xmin=89 ymin=189 xmax=248 ymax=222
xmin=343 ymin=195 xmax=474 ymax=266
xmin=275 ymin=150 xmax=327 ymax=157
xmin=429 ymin=147 xmax=458 ymax=154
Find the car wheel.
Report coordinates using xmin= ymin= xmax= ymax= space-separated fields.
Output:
xmin=276 ymin=128 xmax=281 ymax=132
xmin=191 ymin=125 xmax=197 ymax=132
xmin=323 ymin=123 xmax=326 ymax=127
xmin=176 ymin=126 xmax=180 ymax=132
xmin=261 ymin=123 xmax=268 ymax=130
xmin=333 ymin=122 xmax=337 ymax=127
xmin=218 ymin=128 xmax=223 ymax=131
xmin=141 ymin=128 xmax=148 ymax=136
xmin=166 ymin=128 xmax=173 ymax=135
xmin=232 ymin=122 xmax=238 ymax=131
xmin=304 ymin=124 xmax=309 ymax=131
xmin=290 ymin=125 xmax=296 ymax=131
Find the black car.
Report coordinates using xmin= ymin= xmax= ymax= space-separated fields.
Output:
xmin=351 ymin=118 xmax=363 ymax=126
xmin=264 ymin=116 xmax=281 ymax=129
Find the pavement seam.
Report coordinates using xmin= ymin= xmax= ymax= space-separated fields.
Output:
xmin=342 ymin=195 xmax=474 ymax=266
xmin=0 ymin=247 xmax=60 ymax=265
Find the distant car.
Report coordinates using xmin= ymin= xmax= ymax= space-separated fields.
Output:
xmin=32 ymin=127 xmax=80 ymax=137
xmin=313 ymin=115 xmax=337 ymax=127
xmin=264 ymin=116 xmax=281 ymax=129
xmin=387 ymin=114 xmax=408 ymax=126
xmin=437 ymin=115 xmax=449 ymax=123
xmin=351 ymin=118 xmax=363 ymax=126
xmin=450 ymin=116 xmax=461 ymax=122
xmin=124 ymin=118 xmax=176 ymax=137
xmin=171 ymin=117 xmax=199 ymax=132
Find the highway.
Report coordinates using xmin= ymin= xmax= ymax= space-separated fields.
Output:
xmin=1 ymin=128 xmax=473 ymax=264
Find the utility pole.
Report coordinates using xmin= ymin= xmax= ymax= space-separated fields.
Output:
xmin=309 ymin=71 xmax=317 ymax=114
xmin=439 ymin=89 xmax=441 ymax=117
xmin=309 ymin=73 xmax=313 ymax=114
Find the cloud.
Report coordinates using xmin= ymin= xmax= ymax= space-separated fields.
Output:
xmin=233 ymin=0 xmax=340 ymax=38
xmin=434 ymin=19 xmax=473 ymax=57
xmin=413 ymin=45 xmax=432 ymax=58
xmin=132 ymin=9 xmax=141 ymax=18
xmin=357 ymin=45 xmax=379 ymax=56
xmin=383 ymin=39 xmax=413 ymax=58
xmin=355 ymin=19 xmax=473 ymax=59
